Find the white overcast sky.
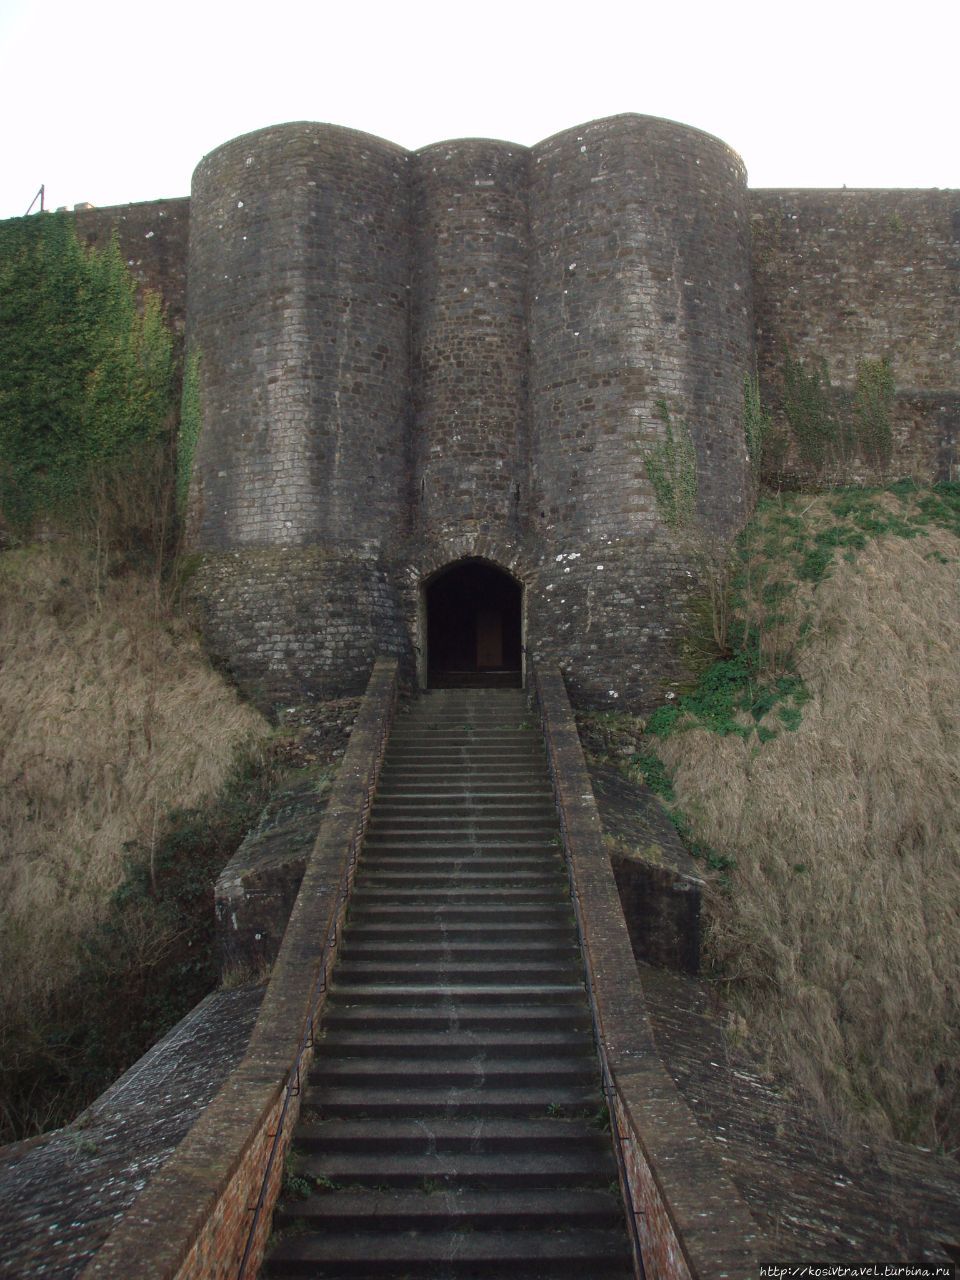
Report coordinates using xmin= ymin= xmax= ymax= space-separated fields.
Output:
xmin=0 ymin=0 xmax=956 ymax=219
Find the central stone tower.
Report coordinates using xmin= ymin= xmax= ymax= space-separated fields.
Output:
xmin=184 ymin=114 xmax=753 ymax=710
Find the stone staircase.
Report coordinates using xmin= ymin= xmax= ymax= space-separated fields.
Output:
xmin=265 ymin=688 xmax=633 ymax=1278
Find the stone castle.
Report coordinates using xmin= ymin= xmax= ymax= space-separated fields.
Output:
xmin=71 ymin=113 xmax=959 ymax=710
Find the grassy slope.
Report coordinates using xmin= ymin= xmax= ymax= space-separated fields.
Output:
xmin=653 ymin=488 xmax=960 ymax=1153
xmin=0 ymin=544 xmax=270 ymax=1137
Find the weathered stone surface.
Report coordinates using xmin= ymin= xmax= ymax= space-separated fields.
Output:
xmin=0 ymin=984 xmax=264 ymax=1279
xmin=215 ymin=774 xmax=330 ymax=978
xmin=589 ymin=763 xmax=703 ymax=975
xmin=641 ymin=962 xmax=960 ymax=1269
xmin=73 ymin=198 xmax=190 ymax=336
xmin=751 ymin=188 xmax=960 ymax=483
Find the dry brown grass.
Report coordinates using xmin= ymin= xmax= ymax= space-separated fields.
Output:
xmin=0 ymin=544 xmax=269 ymax=1040
xmin=659 ymin=514 xmax=960 ymax=1151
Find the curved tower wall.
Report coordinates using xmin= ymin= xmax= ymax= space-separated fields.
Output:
xmin=187 ymin=122 xmax=410 ymax=549
xmin=528 ymin=115 xmax=753 ymax=704
xmin=410 ymin=141 xmax=530 ymax=549
xmin=185 ymin=124 xmax=412 ymax=703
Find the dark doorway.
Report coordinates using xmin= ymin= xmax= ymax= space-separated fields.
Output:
xmin=426 ymin=559 xmax=523 ymax=688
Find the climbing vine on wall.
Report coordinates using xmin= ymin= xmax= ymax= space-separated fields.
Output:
xmin=854 ymin=356 xmax=895 ymax=474
xmin=779 ymin=350 xmax=896 ymax=481
xmin=177 ymin=349 xmax=201 ymax=515
xmin=643 ymin=399 xmax=698 ymax=531
xmin=743 ymin=372 xmax=771 ymax=483
xmin=0 ymin=213 xmax=175 ymax=531
xmin=781 ymin=351 xmax=841 ymax=475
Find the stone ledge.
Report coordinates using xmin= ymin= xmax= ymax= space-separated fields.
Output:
xmin=0 ymin=984 xmax=265 ymax=1279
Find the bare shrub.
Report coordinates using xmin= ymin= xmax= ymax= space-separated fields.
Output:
xmin=658 ymin=524 xmax=960 ymax=1150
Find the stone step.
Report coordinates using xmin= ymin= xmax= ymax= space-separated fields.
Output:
xmin=375 ymin=790 xmax=554 ymax=802
xmin=357 ymin=855 xmax=562 ymax=872
xmin=360 ymin=838 xmax=561 ymax=855
xmin=356 ymin=870 xmax=564 ymax=889
xmin=332 ymin=961 xmax=582 ymax=985
xmin=315 ymin=1030 xmax=594 ymax=1058
xmin=343 ymin=923 xmax=575 ymax=942
xmin=294 ymin=1147 xmax=617 ymax=1189
xmin=299 ymin=1084 xmax=604 ymax=1119
xmin=371 ymin=819 xmax=563 ymax=839
xmin=309 ymin=1057 xmax=598 ymax=1088
xmin=368 ymin=812 xmax=557 ymax=830
xmin=265 ymin=1226 xmax=632 ymax=1277
xmin=344 ymin=903 xmax=577 ymax=924
xmin=375 ymin=783 xmax=553 ymax=797
xmin=326 ymin=983 xmax=587 ymax=1005
xmin=274 ymin=1186 xmax=623 ymax=1231
xmin=349 ymin=888 xmax=569 ymax=905
xmin=338 ymin=941 xmax=579 ymax=961
xmin=291 ymin=1116 xmax=608 ymax=1152
xmin=320 ymin=1003 xmax=592 ymax=1032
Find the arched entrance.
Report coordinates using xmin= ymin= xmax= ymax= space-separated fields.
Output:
xmin=424 ymin=559 xmax=523 ymax=688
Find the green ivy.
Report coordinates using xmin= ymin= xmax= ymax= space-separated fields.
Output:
xmin=743 ymin=372 xmax=771 ymax=482
xmin=643 ymin=399 xmax=698 ymax=531
xmin=0 ymin=213 xmax=174 ymax=531
xmin=781 ymin=350 xmax=842 ymax=474
xmin=779 ymin=350 xmax=896 ymax=480
xmin=177 ymin=349 xmax=201 ymax=514
xmin=854 ymin=357 xmax=895 ymax=473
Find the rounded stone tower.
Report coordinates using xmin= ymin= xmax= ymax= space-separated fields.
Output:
xmin=527 ymin=114 xmax=754 ymax=704
xmin=184 ymin=123 xmax=412 ymax=702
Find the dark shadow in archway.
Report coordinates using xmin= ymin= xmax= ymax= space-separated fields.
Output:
xmin=426 ymin=559 xmax=522 ymax=688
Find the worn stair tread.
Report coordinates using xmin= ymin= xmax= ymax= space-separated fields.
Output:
xmin=293 ymin=1117 xmax=609 ymax=1148
xmin=328 ymin=983 xmax=585 ymax=999
xmin=275 ymin=1186 xmax=623 ymax=1230
xmin=312 ymin=1037 xmax=593 ymax=1061
xmin=266 ymin=1227 xmax=631 ymax=1269
xmin=310 ymin=1057 xmax=598 ymax=1085
xmin=298 ymin=1148 xmax=617 ymax=1181
xmin=320 ymin=1006 xmax=592 ymax=1031
xmin=300 ymin=1085 xmax=602 ymax=1115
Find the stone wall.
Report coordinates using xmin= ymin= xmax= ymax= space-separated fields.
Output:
xmin=74 ymin=198 xmax=190 ymax=336
xmin=751 ymin=188 xmax=960 ymax=481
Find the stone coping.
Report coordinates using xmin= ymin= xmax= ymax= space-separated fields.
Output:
xmin=79 ymin=658 xmax=399 ymax=1280
xmin=533 ymin=663 xmax=766 ymax=1279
